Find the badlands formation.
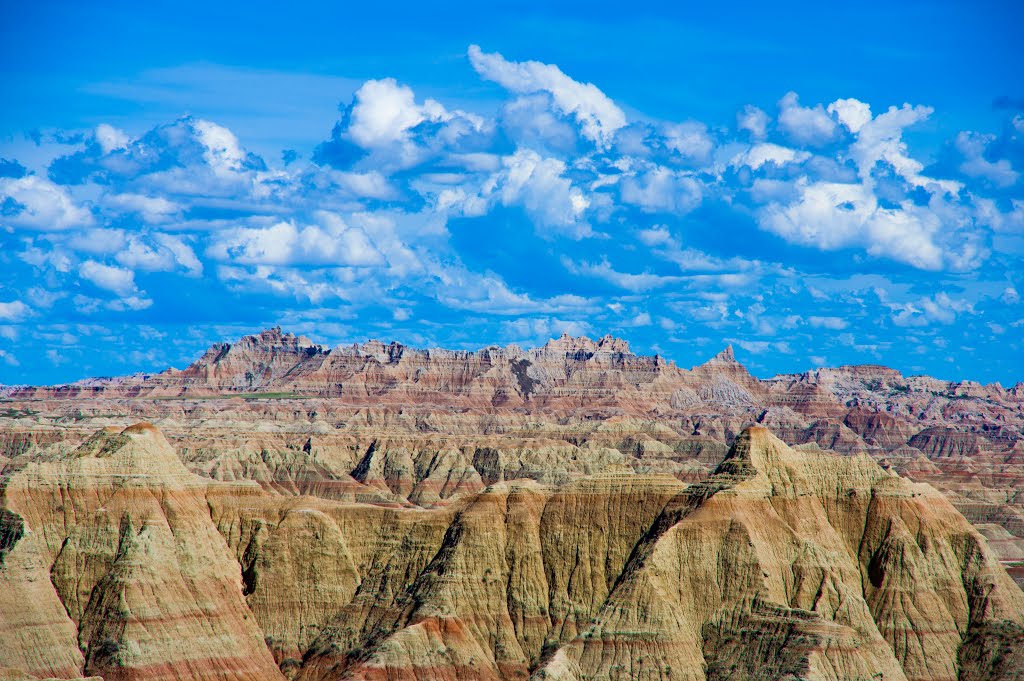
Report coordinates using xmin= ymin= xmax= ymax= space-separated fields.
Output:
xmin=1 ymin=328 xmax=1023 ymax=680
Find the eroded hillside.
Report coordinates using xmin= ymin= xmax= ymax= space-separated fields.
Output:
xmin=0 ymin=422 xmax=1022 ymax=680
xmin=1 ymin=329 xmax=1023 ymax=680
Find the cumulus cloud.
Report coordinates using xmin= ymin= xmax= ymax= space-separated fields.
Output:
xmin=0 ymin=175 xmax=94 ymax=230
xmin=848 ymin=103 xmax=937 ymax=186
xmin=737 ymin=105 xmax=769 ymax=139
xmin=620 ymin=166 xmax=702 ymax=214
xmin=955 ymin=131 xmax=1019 ymax=187
xmin=207 ymin=213 xmax=383 ymax=267
xmin=192 ymin=119 xmax=248 ymax=177
xmin=318 ymin=78 xmax=489 ymax=173
xmin=467 ymin=149 xmax=593 ymax=237
xmin=827 ymin=98 xmax=872 ymax=134
xmin=777 ymin=92 xmax=837 ymax=146
xmin=759 ymin=180 xmax=950 ymax=269
xmin=468 ymin=45 xmax=626 ymax=148
xmin=501 ymin=316 xmax=592 ymax=342
xmin=807 ymin=315 xmax=848 ymax=330
xmin=348 ymin=79 xmax=448 ymax=149
xmin=116 ymin=233 xmax=203 ymax=275
xmin=638 ymin=226 xmax=757 ymax=274
xmin=662 ymin=122 xmax=714 ymax=165
xmin=48 ymin=116 xmax=275 ymax=201
xmin=79 ymin=261 xmax=138 ymax=296
xmin=94 ymin=123 xmax=130 ymax=153
xmin=563 ymin=257 xmax=682 ymax=292
xmin=747 ymin=95 xmax=994 ymax=271
xmin=889 ymin=292 xmax=974 ymax=327
xmin=0 ymin=301 xmax=31 ymax=321
xmin=104 ymin=192 xmax=182 ymax=222
xmin=730 ymin=143 xmax=810 ymax=170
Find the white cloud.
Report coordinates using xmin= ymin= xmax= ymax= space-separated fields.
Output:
xmin=347 ymin=78 xmax=443 ymax=148
xmin=468 ymin=44 xmax=626 ymax=148
xmin=628 ymin=311 xmax=653 ymax=326
xmin=436 ymin=270 xmax=593 ymax=316
xmin=662 ymin=122 xmax=714 ymax=164
xmin=115 ymin=233 xmax=203 ymax=275
xmin=105 ymin=193 xmax=182 ymax=222
xmin=340 ymin=78 xmax=486 ymax=171
xmin=0 ymin=349 xmax=19 ymax=366
xmin=637 ymin=226 xmax=754 ymax=273
xmin=483 ymin=149 xmax=591 ymax=237
xmin=207 ymin=214 xmax=384 ymax=267
xmin=46 ymin=349 xmax=68 ymax=366
xmin=848 ymin=103 xmax=939 ymax=187
xmin=807 ymin=315 xmax=848 ymax=330
xmin=0 ymin=175 xmax=94 ymax=230
xmin=193 ymin=119 xmax=247 ymax=177
xmin=620 ymin=166 xmax=701 ymax=214
xmin=636 ymin=226 xmax=673 ymax=247
xmin=889 ymin=292 xmax=974 ymax=327
xmin=19 ymin=244 xmax=73 ymax=272
xmin=106 ymin=295 xmax=152 ymax=311
xmin=757 ymin=179 xmax=987 ymax=271
xmin=499 ymin=94 xmax=579 ymax=151
xmin=0 ymin=301 xmax=30 ymax=322
xmin=26 ymin=287 xmax=63 ymax=308
xmin=95 ymin=123 xmax=130 ymax=153
xmin=732 ymin=339 xmax=793 ymax=355
xmin=777 ymin=92 xmax=837 ymax=146
xmin=760 ymin=181 xmax=941 ymax=269
xmin=955 ymin=131 xmax=1019 ymax=187
xmin=332 ymin=170 xmax=397 ymax=200
xmin=155 ymin=234 xmax=202 ymax=274
xmin=737 ymin=105 xmax=769 ymax=139
xmin=730 ymin=143 xmax=810 ymax=170
xmin=79 ymin=260 xmax=138 ymax=296
xmin=827 ymin=98 xmax=872 ymax=134
xmin=67 ymin=228 xmax=127 ymax=254
xmin=564 ymin=257 xmax=682 ymax=292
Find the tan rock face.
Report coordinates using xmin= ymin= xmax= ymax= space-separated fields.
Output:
xmin=7 ymin=420 xmax=1022 ymax=680
xmin=532 ymin=429 xmax=1024 ymax=681
xmin=0 ymin=425 xmax=283 ymax=680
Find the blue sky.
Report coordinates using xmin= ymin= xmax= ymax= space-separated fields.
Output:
xmin=1 ymin=0 xmax=1023 ymax=385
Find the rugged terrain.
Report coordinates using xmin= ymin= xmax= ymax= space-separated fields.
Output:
xmin=1 ymin=328 xmax=1023 ymax=680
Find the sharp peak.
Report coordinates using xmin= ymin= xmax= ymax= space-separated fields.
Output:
xmin=539 ymin=333 xmax=633 ymax=354
xmin=715 ymin=425 xmax=794 ymax=475
xmin=694 ymin=345 xmax=742 ymax=368
xmin=226 ymin=326 xmax=319 ymax=349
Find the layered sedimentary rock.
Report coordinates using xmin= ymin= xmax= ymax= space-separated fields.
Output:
xmin=5 ymin=328 xmax=1021 ymax=561
xmin=532 ymin=428 xmax=1024 ymax=681
xmin=0 ymin=424 xmax=283 ymax=680
xmin=3 ymin=419 xmax=1022 ymax=680
xmin=2 ymin=328 xmax=1024 ymax=680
